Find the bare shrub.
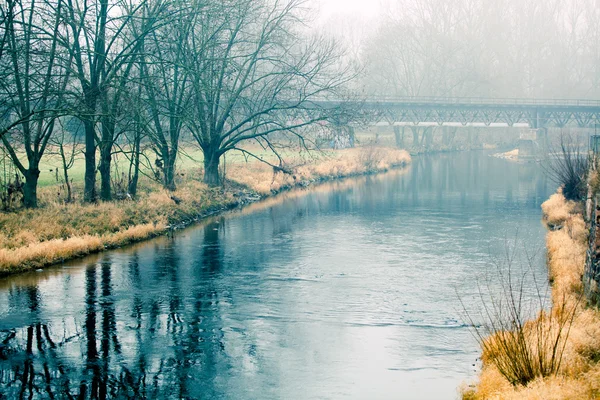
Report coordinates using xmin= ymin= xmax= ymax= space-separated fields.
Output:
xmin=461 ymin=247 xmax=580 ymax=387
xmin=546 ymin=134 xmax=589 ymax=201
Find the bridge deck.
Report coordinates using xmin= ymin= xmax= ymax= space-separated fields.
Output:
xmin=326 ymin=96 xmax=600 ymax=127
xmin=360 ymin=96 xmax=600 ymax=108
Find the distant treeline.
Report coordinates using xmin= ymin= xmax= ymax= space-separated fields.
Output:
xmin=362 ymin=0 xmax=600 ymax=100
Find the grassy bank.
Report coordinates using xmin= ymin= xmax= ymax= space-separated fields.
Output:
xmin=0 ymin=146 xmax=410 ymax=277
xmin=463 ymin=190 xmax=600 ymax=399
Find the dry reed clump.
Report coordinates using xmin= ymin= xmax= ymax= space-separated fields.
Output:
xmin=464 ymin=366 xmax=600 ymax=400
xmin=546 ymin=219 xmax=587 ymax=301
xmin=463 ymin=190 xmax=600 ymax=400
xmin=541 ymin=190 xmax=578 ymax=227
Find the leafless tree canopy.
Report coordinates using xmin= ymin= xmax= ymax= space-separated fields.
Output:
xmin=0 ymin=0 xmax=353 ymax=207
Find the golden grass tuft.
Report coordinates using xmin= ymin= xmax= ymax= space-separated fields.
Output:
xmin=463 ymin=189 xmax=600 ymax=399
xmin=0 ymin=235 xmax=104 ymax=275
xmin=541 ymin=190 xmax=577 ymax=227
xmin=546 ymin=221 xmax=587 ymax=301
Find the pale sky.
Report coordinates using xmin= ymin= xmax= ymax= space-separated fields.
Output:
xmin=315 ymin=0 xmax=385 ymax=21
xmin=310 ymin=0 xmax=390 ymax=53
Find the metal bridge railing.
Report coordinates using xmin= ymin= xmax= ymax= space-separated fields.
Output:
xmin=361 ymin=96 xmax=600 ymax=107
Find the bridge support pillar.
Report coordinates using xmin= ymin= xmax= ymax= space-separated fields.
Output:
xmin=393 ymin=126 xmax=404 ymax=148
xmin=518 ymin=139 xmax=536 ymax=160
xmin=536 ymin=127 xmax=549 ymax=158
xmin=518 ymin=128 xmax=548 ymax=160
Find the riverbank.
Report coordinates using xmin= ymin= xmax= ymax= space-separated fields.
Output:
xmin=463 ymin=190 xmax=600 ymax=399
xmin=0 ymin=147 xmax=410 ymax=277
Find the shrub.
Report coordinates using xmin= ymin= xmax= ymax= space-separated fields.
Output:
xmin=546 ymin=134 xmax=588 ymax=201
xmin=461 ymin=252 xmax=580 ymax=387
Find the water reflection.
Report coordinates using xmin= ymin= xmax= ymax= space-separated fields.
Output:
xmin=0 ymin=151 xmax=551 ymax=399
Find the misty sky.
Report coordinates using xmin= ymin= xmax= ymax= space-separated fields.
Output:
xmin=315 ymin=0 xmax=385 ymax=21
xmin=311 ymin=0 xmax=390 ymax=54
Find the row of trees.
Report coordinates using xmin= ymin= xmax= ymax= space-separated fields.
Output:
xmin=361 ymin=0 xmax=600 ymax=99
xmin=0 ymin=0 xmax=351 ymax=207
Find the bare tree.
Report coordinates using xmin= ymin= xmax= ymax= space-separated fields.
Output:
xmin=139 ymin=2 xmax=194 ymax=191
xmin=0 ymin=0 xmax=71 ymax=208
xmin=59 ymin=0 xmax=169 ymax=202
xmin=360 ymin=0 xmax=600 ymax=100
xmin=184 ymin=0 xmax=354 ymax=186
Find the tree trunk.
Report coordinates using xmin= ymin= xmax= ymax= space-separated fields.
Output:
xmin=99 ymin=141 xmax=112 ymax=201
xmin=203 ymin=149 xmax=220 ymax=187
xmin=59 ymin=146 xmax=72 ymax=202
xmin=128 ymin=132 xmax=141 ymax=197
xmin=83 ymin=119 xmax=97 ymax=203
xmin=98 ymin=112 xmax=116 ymax=201
xmin=22 ymin=168 xmax=40 ymax=208
xmin=163 ymin=148 xmax=177 ymax=191
xmin=65 ymin=171 xmax=72 ymax=203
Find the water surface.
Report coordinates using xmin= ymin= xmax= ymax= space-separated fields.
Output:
xmin=0 ymin=151 xmax=551 ymax=399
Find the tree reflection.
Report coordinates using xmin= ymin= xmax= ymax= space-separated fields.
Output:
xmin=0 ymin=254 xmax=224 ymax=399
xmin=0 ymin=285 xmax=77 ymax=398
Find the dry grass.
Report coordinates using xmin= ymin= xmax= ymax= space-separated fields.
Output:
xmin=541 ymin=190 xmax=579 ymax=227
xmin=227 ymin=146 xmax=410 ymax=195
xmin=0 ymin=146 xmax=411 ymax=275
xmin=0 ymin=236 xmax=104 ymax=275
xmin=0 ymin=177 xmax=229 ymax=275
xmin=0 ymin=175 xmax=234 ymax=275
xmin=546 ymin=218 xmax=587 ymax=301
xmin=463 ymin=190 xmax=600 ymax=400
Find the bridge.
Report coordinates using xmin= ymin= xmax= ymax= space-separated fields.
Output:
xmin=319 ymin=96 xmax=600 ymax=158
xmin=326 ymin=96 xmax=600 ymax=128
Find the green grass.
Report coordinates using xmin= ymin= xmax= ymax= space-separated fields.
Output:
xmin=2 ymin=132 xmax=357 ymax=189
xmin=27 ymin=146 xmax=299 ymax=188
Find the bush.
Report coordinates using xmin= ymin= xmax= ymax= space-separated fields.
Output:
xmin=461 ymin=251 xmax=580 ymax=387
xmin=547 ymin=134 xmax=589 ymax=201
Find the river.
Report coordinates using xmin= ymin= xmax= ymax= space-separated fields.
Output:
xmin=0 ymin=151 xmax=552 ymax=399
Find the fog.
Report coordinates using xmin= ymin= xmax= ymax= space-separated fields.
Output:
xmin=315 ymin=0 xmax=600 ymax=99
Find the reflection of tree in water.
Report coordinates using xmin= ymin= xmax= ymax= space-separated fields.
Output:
xmin=0 ymin=285 xmax=78 ymax=398
xmin=0 ymin=233 xmax=229 ymax=398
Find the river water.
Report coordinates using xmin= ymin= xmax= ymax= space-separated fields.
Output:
xmin=0 ymin=151 xmax=552 ymax=399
